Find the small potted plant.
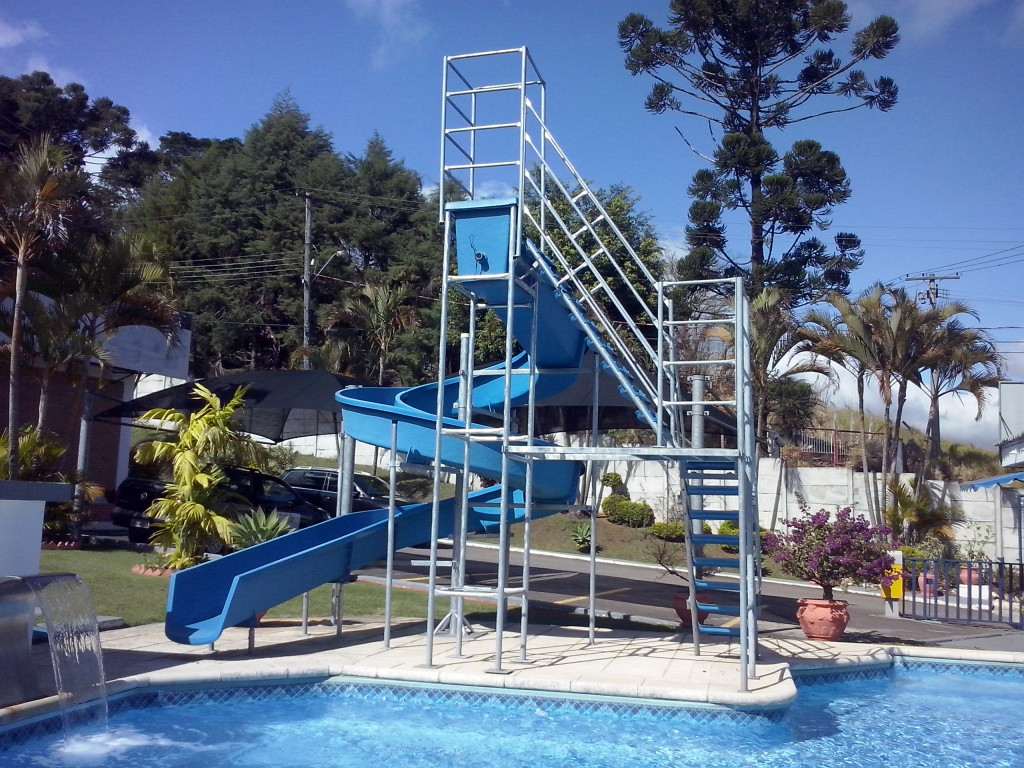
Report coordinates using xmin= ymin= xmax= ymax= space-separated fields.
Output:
xmin=762 ymin=505 xmax=897 ymax=641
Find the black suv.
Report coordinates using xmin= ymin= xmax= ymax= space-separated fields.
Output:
xmin=113 ymin=467 xmax=330 ymax=544
xmin=280 ymin=467 xmax=410 ymax=513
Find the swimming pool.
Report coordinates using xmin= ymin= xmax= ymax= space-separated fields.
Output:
xmin=3 ymin=661 xmax=1022 ymax=767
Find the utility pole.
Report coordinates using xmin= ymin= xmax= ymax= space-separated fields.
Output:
xmin=906 ymin=273 xmax=959 ymax=309
xmin=302 ymin=191 xmax=312 ymax=369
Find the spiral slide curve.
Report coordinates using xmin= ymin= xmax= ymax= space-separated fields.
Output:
xmin=164 ymin=202 xmax=596 ymax=646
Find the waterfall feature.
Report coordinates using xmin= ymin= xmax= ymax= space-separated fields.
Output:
xmin=0 ymin=573 xmax=108 ymax=738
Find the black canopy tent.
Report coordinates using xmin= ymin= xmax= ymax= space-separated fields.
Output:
xmin=95 ymin=370 xmax=368 ymax=443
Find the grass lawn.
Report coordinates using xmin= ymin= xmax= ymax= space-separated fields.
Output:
xmin=501 ymin=512 xmax=664 ymax=561
xmin=39 ymin=515 xmax=756 ymax=629
xmin=39 ymin=547 xmax=480 ymax=627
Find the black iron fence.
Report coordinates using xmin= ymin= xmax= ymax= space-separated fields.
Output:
xmin=904 ymin=558 xmax=1023 ymax=628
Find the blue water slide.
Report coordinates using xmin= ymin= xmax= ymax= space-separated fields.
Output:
xmin=164 ymin=198 xmax=591 ymax=646
xmin=164 ymin=487 xmax=512 ymax=645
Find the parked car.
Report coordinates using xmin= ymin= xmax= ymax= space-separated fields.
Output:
xmin=111 ymin=467 xmax=330 ymax=545
xmin=280 ymin=467 xmax=411 ymax=513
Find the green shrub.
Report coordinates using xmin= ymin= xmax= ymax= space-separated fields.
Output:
xmin=900 ymin=544 xmax=929 ymax=561
xmin=601 ymin=494 xmax=630 ymax=516
xmin=651 ymin=522 xmax=688 ymax=542
xmin=605 ymin=498 xmax=655 ymax=528
xmin=600 ymin=472 xmax=623 ymax=488
xmin=719 ymin=519 xmax=740 ymax=553
xmin=570 ymin=522 xmax=593 ymax=551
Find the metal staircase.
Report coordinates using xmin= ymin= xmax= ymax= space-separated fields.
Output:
xmin=436 ymin=48 xmax=760 ymax=690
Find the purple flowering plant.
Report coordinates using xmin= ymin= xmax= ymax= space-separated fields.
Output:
xmin=762 ymin=505 xmax=898 ymax=602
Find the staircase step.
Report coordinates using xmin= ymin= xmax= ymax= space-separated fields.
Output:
xmin=695 ymin=602 xmax=742 ymax=616
xmin=689 ymin=534 xmax=739 ymax=547
xmin=696 ymin=625 xmax=742 ymax=637
xmin=687 ymin=510 xmax=740 ymax=522
xmin=692 ymin=557 xmax=740 ymax=570
xmin=685 ymin=460 xmax=737 ymax=472
xmin=686 ymin=486 xmax=738 ymax=497
xmin=685 ymin=471 xmax=738 ymax=482
xmin=693 ymin=579 xmax=743 ymax=592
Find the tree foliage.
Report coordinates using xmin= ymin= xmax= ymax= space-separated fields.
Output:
xmin=619 ymin=1 xmax=899 ymax=303
xmin=133 ymin=384 xmax=272 ymax=568
xmin=129 ymin=101 xmax=442 ymax=381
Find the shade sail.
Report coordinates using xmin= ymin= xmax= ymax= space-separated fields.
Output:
xmin=961 ymin=471 xmax=1024 ymax=491
xmin=95 ymin=370 xmax=367 ymax=443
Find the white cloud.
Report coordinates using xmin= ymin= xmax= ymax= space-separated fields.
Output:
xmin=849 ymin=0 xmax=1014 ymax=45
xmin=24 ymin=54 xmax=80 ymax=86
xmin=0 ymin=16 xmax=45 ymax=49
xmin=343 ymin=0 xmax=431 ymax=69
xmin=133 ymin=123 xmax=158 ymax=149
xmin=796 ymin=354 xmax=999 ymax=450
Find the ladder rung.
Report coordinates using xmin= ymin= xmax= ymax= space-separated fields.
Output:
xmin=569 ymin=215 xmax=605 ymax=240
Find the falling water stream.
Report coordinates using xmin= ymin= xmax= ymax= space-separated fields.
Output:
xmin=24 ymin=574 xmax=109 ymax=740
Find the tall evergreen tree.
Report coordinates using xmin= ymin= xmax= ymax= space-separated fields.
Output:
xmin=130 ymin=97 xmax=353 ymax=375
xmin=619 ymin=1 xmax=899 ymax=303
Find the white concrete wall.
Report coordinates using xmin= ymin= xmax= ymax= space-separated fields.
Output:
xmin=281 ymin=424 xmax=1021 ymax=564
xmin=602 ymin=457 xmax=1020 ymax=563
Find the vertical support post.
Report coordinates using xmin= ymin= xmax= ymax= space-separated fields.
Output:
xmin=587 ymin=357 xmax=600 ymax=645
xmin=383 ymin=419 xmax=399 ymax=648
xmin=302 ymin=191 xmax=312 ymax=368
xmin=337 ymin=434 xmax=355 ymax=518
xmin=72 ymin=390 xmax=93 ymax=522
xmin=689 ymin=375 xmax=706 ymax=653
xmin=426 ymin=207 xmax=456 ymax=669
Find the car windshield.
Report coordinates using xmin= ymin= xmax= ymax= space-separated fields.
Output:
xmin=354 ymin=474 xmax=390 ymax=497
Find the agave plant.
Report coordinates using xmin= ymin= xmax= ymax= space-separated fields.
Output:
xmin=228 ymin=508 xmax=294 ymax=550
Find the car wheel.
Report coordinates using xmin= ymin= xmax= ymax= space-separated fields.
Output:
xmin=203 ymin=536 xmax=228 ymax=555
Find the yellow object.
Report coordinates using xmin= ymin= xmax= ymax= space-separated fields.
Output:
xmin=881 ymin=562 xmax=904 ymax=600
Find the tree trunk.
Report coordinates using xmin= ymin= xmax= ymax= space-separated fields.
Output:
xmin=7 ymin=254 xmax=29 ymax=479
xmin=856 ymin=374 xmax=878 ymax=526
xmin=36 ymin=373 xmax=50 ymax=432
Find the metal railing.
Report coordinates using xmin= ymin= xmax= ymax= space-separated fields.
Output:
xmin=904 ymin=558 xmax=1023 ymax=627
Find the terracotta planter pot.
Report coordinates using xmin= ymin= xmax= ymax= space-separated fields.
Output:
xmin=959 ymin=566 xmax=981 ymax=586
xmin=673 ymin=591 xmax=710 ymax=625
xmin=917 ymin=572 xmax=938 ymax=597
xmin=795 ymin=598 xmax=850 ymax=641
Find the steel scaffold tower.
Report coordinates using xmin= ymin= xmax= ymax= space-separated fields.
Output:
xmin=427 ymin=48 xmax=760 ymax=690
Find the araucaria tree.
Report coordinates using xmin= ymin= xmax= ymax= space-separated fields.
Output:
xmin=618 ymin=1 xmax=900 ymax=302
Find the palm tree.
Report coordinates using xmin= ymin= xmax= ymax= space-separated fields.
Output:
xmin=9 ymin=292 xmax=109 ymax=431
xmin=0 ymin=136 xmax=82 ymax=477
xmin=798 ymin=286 xmax=889 ymax=523
xmin=917 ymin=314 xmax=1002 ymax=477
xmin=324 ymin=282 xmax=419 ymax=386
xmin=885 ymin=476 xmax=962 ymax=554
xmin=747 ymin=288 xmax=833 ymax=454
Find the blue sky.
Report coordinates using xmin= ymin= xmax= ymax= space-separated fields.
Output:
xmin=2 ymin=0 xmax=1022 ymax=446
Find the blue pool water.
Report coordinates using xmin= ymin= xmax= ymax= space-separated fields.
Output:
xmin=3 ymin=663 xmax=1023 ymax=767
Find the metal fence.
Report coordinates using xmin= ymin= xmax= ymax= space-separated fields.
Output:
xmin=782 ymin=428 xmax=883 ymax=467
xmin=904 ymin=558 xmax=1023 ymax=627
